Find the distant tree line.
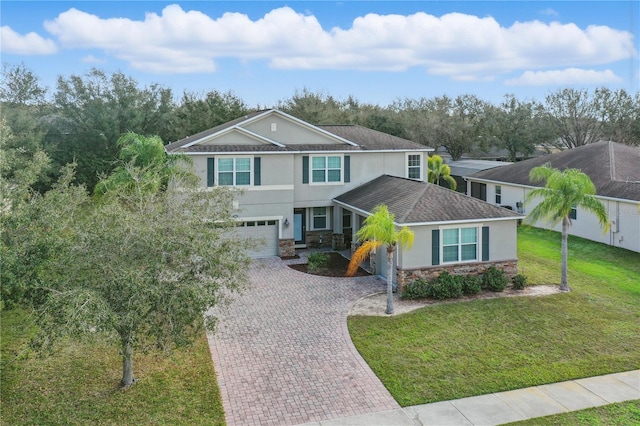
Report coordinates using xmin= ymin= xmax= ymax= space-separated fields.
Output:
xmin=2 ymin=63 xmax=639 ymax=192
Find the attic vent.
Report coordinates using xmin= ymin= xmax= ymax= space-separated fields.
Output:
xmin=271 ymin=123 xmax=277 ymax=132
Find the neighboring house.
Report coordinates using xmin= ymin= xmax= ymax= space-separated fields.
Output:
xmin=466 ymin=141 xmax=640 ymax=253
xmin=166 ymin=109 xmax=522 ymax=287
xmin=447 ymin=159 xmax=513 ymax=194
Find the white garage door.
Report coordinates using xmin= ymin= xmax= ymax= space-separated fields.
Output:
xmin=236 ymin=220 xmax=279 ymax=258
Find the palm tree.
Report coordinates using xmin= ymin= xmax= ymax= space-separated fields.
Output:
xmin=526 ymin=164 xmax=609 ymax=291
xmin=347 ymin=205 xmax=414 ymax=314
xmin=427 ymin=154 xmax=457 ymax=190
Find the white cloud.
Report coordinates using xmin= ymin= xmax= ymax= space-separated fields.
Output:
xmin=505 ymin=68 xmax=623 ymax=86
xmin=41 ymin=5 xmax=636 ymax=79
xmin=81 ymin=54 xmax=106 ymax=64
xmin=0 ymin=26 xmax=57 ymax=55
xmin=539 ymin=8 xmax=560 ymax=17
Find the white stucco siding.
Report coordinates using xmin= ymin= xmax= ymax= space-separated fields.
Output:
xmin=610 ymin=200 xmax=640 ymax=253
xmin=476 ymin=180 xmax=640 ymax=253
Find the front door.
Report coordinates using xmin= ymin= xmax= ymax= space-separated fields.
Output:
xmin=294 ymin=209 xmax=306 ymax=245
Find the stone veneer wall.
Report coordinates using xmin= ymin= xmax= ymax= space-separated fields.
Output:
xmin=305 ymin=230 xmax=333 ymax=249
xmin=396 ymin=260 xmax=518 ymax=293
xmin=278 ymin=239 xmax=295 ymax=257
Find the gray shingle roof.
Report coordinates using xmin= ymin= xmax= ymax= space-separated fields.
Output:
xmin=165 ymin=110 xmax=430 ymax=153
xmin=334 ymin=175 xmax=522 ymax=224
xmin=164 ymin=110 xmax=268 ymax=152
xmin=317 ymin=125 xmax=429 ymax=151
xmin=470 ymin=141 xmax=640 ymax=201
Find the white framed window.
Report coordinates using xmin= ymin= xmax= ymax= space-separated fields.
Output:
xmin=407 ymin=154 xmax=422 ymax=180
xmin=495 ymin=185 xmax=502 ymax=204
xmin=311 ymin=156 xmax=342 ymax=184
xmin=218 ymin=157 xmax=251 ymax=186
xmin=313 ymin=207 xmax=328 ymax=229
xmin=442 ymin=227 xmax=478 ymax=263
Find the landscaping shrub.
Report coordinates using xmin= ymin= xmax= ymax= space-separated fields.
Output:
xmin=428 ymin=272 xmax=463 ymax=299
xmin=462 ymin=275 xmax=482 ymax=295
xmin=482 ymin=266 xmax=508 ymax=292
xmin=402 ymin=278 xmax=430 ymax=300
xmin=512 ymin=274 xmax=528 ymax=290
xmin=307 ymin=252 xmax=329 ymax=272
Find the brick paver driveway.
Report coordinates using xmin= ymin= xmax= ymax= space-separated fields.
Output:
xmin=207 ymin=256 xmax=400 ymax=426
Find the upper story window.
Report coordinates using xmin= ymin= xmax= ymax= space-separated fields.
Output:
xmin=442 ymin=227 xmax=478 ymax=263
xmin=407 ymin=154 xmax=422 ymax=180
xmin=495 ymin=185 xmax=502 ymax=204
xmin=218 ymin=158 xmax=251 ymax=186
xmin=312 ymin=156 xmax=341 ymax=183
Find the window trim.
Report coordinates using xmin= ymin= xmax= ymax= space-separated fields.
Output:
xmin=217 ymin=156 xmax=252 ymax=187
xmin=406 ymin=153 xmax=423 ymax=181
xmin=309 ymin=155 xmax=344 ymax=185
xmin=439 ymin=225 xmax=481 ymax=264
xmin=495 ymin=185 xmax=502 ymax=204
xmin=570 ymin=205 xmax=577 ymax=220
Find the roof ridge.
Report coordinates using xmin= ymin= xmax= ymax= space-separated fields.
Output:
xmin=398 ymin=180 xmax=429 ymax=223
xmin=608 ymin=141 xmax=616 ymax=181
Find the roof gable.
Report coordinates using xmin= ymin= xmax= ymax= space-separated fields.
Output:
xmin=165 ymin=109 xmax=430 ymax=154
xmin=334 ymin=175 xmax=521 ymax=224
xmin=470 ymin=141 xmax=640 ymax=201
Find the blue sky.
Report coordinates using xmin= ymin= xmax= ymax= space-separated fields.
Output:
xmin=2 ymin=1 xmax=638 ymax=107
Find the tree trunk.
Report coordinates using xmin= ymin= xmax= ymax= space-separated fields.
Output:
xmin=120 ymin=337 xmax=136 ymax=388
xmin=560 ymin=216 xmax=570 ymax=292
xmin=385 ymin=247 xmax=394 ymax=315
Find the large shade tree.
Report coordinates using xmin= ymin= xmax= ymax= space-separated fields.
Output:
xmin=26 ymin=135 xmax=250 ymax=388
xmin=347 ymin=205 xmax=414 ymax=314
xmin=525 ymin=164 xmax=609 ymax=291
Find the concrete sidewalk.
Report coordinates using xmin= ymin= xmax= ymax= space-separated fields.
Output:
xmin=299 ymin=370 xmax=639 ymax=426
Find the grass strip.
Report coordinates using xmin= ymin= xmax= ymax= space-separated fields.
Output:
xmin=348 ymin=227 xmax=640 ymax=407
xmin=1 ymin=309 xmax=225 ymax=425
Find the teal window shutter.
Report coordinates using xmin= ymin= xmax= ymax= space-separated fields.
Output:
xmin=302 ymin=156 xmax=309 ymax=184
xmin=432 ymin=229 xmax=440 ymax=265
xmin=207 ymin=158 xmax=215 ymax=187
xmin=254 ymin=157 xmax=261 ymax=186
xmin=344 ymin=155 xmax=350 ymax=182
xmin=482 ymin=226 xmax=489 ymax=261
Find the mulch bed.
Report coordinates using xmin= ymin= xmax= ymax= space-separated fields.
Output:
xmin=288 ymin=252 xmax=371 ymax=277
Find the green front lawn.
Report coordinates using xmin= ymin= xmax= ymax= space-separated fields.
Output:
xmin=1 ymin=309 xmax=225 ymax=425
xmin=506 ymin=399 xmax=640 ymax=425
xmin=348 ymin=227 xmax=640 ymax=407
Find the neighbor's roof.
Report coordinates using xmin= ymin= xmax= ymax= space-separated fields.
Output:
xmin=447 ymin=159 xmax=513 ymax=177
xmin=165 ymin=110 xmax=430 ymax=153
xmin=334 ymin=175 xmax=522 ymax=224
xmin=470 ymin=141 xmax=640 ymax=202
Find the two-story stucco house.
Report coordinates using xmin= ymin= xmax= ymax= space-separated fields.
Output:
xmin=166 ymin=109 xmax=522 ymax=289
